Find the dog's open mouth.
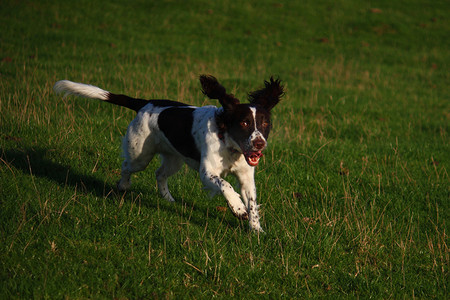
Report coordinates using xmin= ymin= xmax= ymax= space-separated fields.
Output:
xmin=244 ymin=151 xmax=263 ymax=166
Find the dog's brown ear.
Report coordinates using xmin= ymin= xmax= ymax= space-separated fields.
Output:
xmin=200 ymin=75 xmax=240 ymax=110
xmin=248 ymin=77 xmax=284 ymax=111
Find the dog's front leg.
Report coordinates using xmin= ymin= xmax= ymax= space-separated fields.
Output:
xmin=236 ymin=168 xmax=264 ymax=233
xmin=246 ymin=193 xmax=264 ymax=233
xmin=200 ymin=166 xmax=248 ymax=219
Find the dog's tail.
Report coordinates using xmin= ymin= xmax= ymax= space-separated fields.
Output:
xmin=53 ymin=80 xmax=150 ymax=112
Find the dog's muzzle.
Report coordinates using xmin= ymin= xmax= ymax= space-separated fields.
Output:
xmin=242 ymin=138 xmax=266 ymax=166
xmin=244 ymin=150 xmax=264 ymax=166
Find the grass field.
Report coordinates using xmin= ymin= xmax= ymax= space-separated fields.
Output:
xmin=1 ymin=0 xmax=448 ymax=298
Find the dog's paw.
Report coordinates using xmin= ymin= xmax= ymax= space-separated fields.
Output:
xmin=231 ymin=206 xmax=249 ymax=220
xmin=224 ymin=190 xmax=249 ymax=218
xmin=117 ymin=179 xmax=131 ymax=192
xmin=248 ymin=204 xmax=264 ymax=233
xmin=161 ymin=191 xmax=176 ymax=202
xmin=249 ymin=223 xmax=265 ymax=234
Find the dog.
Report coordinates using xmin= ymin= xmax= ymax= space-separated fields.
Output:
xmin=53 ymin=75 xmax=283 ymax=232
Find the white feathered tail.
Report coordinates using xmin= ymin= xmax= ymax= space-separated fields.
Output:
xmin=53 ymin=80 xmax=110 ymax=100
xmin=53 ymin=80 xmax=153 ymax=112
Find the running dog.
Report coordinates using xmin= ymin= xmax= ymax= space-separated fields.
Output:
xmin=53 ymin=75 xmax=283 ymax=232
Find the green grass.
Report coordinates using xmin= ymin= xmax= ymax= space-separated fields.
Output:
xmin=1 ymin=0 xmax=448 ymax=298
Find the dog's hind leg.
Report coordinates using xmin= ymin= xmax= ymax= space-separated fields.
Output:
xmin=117 ymin=156 xmax=154 ymax=191
xmin=117 ymin=117 xmax=156 ymax=191
xmin=155 ymin=154 xmax=183 ymax=202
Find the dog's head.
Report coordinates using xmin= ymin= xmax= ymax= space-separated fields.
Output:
xmin=200 ymin=75 xmax=284 ymax=167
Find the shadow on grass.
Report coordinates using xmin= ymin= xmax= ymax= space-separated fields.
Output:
xmin=1 ymin=147 xmax=241 ymax=230
xmin=1 ymin=147 xmax=116 ymax=198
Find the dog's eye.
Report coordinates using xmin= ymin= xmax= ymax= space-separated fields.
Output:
xmin=241 ymin=121 xmax=249 ymax=128
xmin=262 ymin=121 xmax=270 ymax=128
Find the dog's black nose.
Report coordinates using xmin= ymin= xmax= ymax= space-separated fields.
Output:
xmin=253 ymin=139 xmax=265 ymax=150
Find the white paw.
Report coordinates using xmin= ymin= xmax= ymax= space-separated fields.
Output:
xmin=224 ymin=190 xmax=248 ymax=218
xmin=231 ymin=205 xmax=248 ymax=220
xmin=250 ymin=223 xmax=265 ymax=233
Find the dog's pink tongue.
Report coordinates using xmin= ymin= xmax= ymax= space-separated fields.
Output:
xmin=244 ymin=151 xmax=263 ymax=166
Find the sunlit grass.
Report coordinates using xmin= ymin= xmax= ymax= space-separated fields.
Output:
xmin=1 ymin=0 xmax=448 ymax=298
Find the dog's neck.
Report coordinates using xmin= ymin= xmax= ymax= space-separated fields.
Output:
xmin=214 ymin=111 xmax=241 ymax=155
xmin=215 ymin=110 xmax=226 ymax=142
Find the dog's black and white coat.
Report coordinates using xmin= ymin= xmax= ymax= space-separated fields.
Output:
xmin=53 ymin=75 xmax=283 ymax=232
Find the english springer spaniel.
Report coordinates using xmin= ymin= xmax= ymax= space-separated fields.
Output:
xmin=53 ymin=75 xmax=283 ymax=232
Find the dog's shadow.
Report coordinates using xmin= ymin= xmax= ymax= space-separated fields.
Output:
xmin=2 ymin=147 xmax=116 ymax=197
xmin=1 ymin=147 xmax=242 ymax=230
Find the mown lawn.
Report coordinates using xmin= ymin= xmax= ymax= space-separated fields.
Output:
xmin=1 ymin=0 xmax=448 ymax=298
